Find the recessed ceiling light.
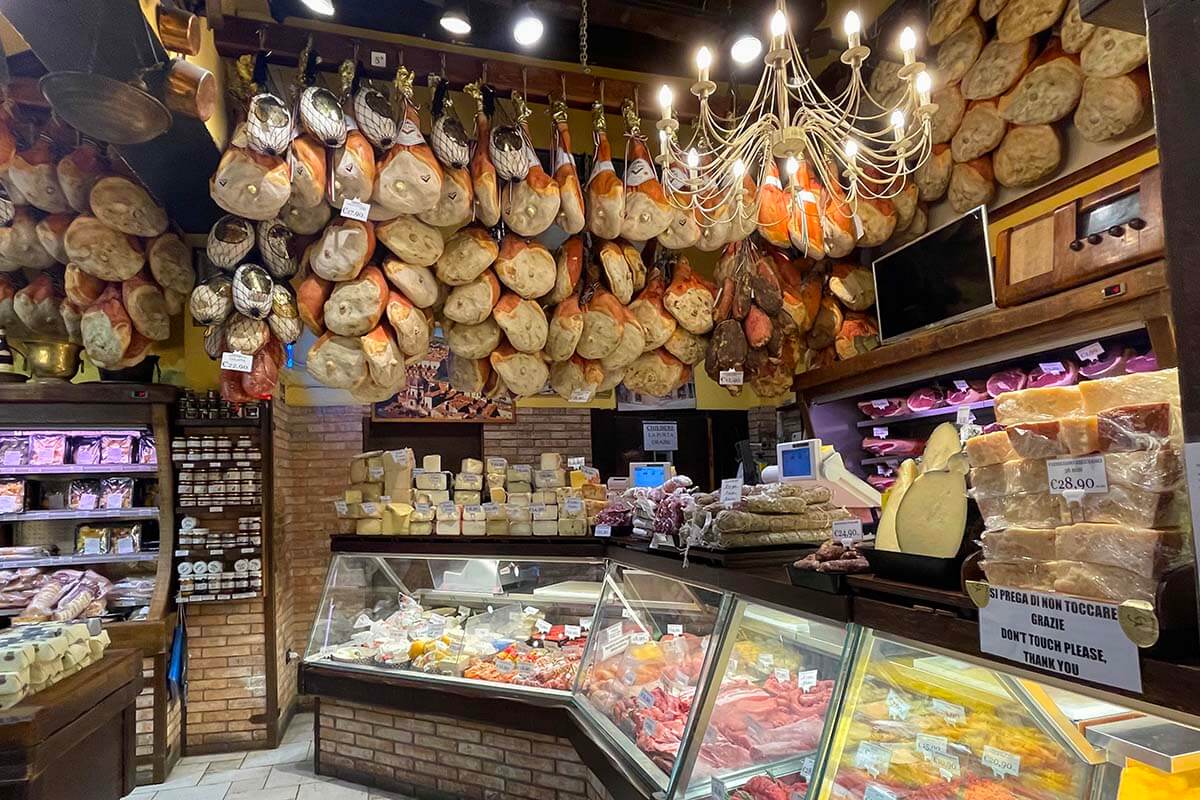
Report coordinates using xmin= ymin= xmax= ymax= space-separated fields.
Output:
xmin=730 ymin=34 xmax=762 ymax=64
xmin=300 ymin=0 xmax=335 ymax=15
xmin=513 ymin=6 xmax=544 ymax=46
xmin=440 ymin=4 xmax=471 ymax=35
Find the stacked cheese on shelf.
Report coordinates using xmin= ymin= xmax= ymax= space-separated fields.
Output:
xmin=966 ymin=368 xmax=1188 ymax=603
xmin=487 ymin=453 xmax=590 ymax=537
xmin=337 ymin=449 xmax=417 ymax=534
xmin=0 ymin=622 xmax=110 ymax=709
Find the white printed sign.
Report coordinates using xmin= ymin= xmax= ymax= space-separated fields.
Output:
xmin=1047 ymin=455 xmax=1108 ymax=496
xmin=953 ymin=380 xmax=969 ymax=391
xmin=642 ymin=422 xmax=678 ymax=452
xmin=568 ymin=457 xmax=586 ymax=470
xmin=594 ymin=524 xmax=612 ymax=538
xmin=719 ymin=369 xmax=744 ymax=386
xmin=220 ymin=351 xmax=253 ymax=373
xmin=666 ymin=624 xmax=683 ymax=636
xmin=1038 ymin=361 xmax=1066 ymax=375
xmin=932 ymin=699 xmax=965 ymax=724
xmin=340 ymin=198 xmax=371 ymax=221
xmin=719 ymin=478 xmax=743 ymax=505
xmin=981 ymin=746 xmax=1021 ymax=778
xmin=1076 ymin=341 xmax=1105 ymax=362
xmin=956 ymin=406 xmax=974 ymax=426
xmin=569 ymin=387 xmax=594 ymax=403
xmin=832 ymin=518 xmax=863 ymax=544
xmin=854 ymin=742 xmax=891 ymax=777
xmin=978 ymin=585 xmax=1142 ymax=692
xmin=797 ymin=669 xmax=819 ymax=691
xmin=873 ymin=426 xmax=889 ymax=438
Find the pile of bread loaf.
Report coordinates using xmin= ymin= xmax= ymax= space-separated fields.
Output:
xmin=877 ymin=0 xmax=1149 ymax=224
xmin=0 ymin=117 xmax=195 ymax=371
xmin=966 ymin=368 xmax=1187 ymax=603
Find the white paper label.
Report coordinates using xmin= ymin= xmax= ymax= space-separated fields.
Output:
xmin=496 ymin=659 xmax=514 ymax=674
xmin=709 ymin=776 xmax=727 ymax=799
xmin=105 ymin=494 xmax=123 ymax=510
xmin=886 ymin=689 xmax=911 ymax=720
xmin=83 ymin=537 xmax=102 ymax=554
xmin=641 ymin=717 xmax=656 ymax=737
xmin=871 ymin=400 xmax=890 ymax=410
xmin=396 ymin=118 xmax=425 ymax=146
xmin=1 ymin=450 xmax=19 ymax=466
xmin=756 ymin=653 xmax=774 ymax=669
xmin=630 ymin=631 xmax=650 ymax=645
xmin=931 ymin=752 xmax=961 ymax=779
xmin=956 ymin=404 xmax=977 ymax=427
xmin=982 ymin=746 xmax=1021 ymax=778
xmin=390 ymin=450 xmax=409 ymax=466
xmin=333 ymin=500 xmax=348 ymax=516
xmin=535 ymin=619 xmax=552 ymax=634
xmin=221 ymin=351 xmax=253 ymax=373
xmin=567 ymin=457 xmax=586 ymax=469
xmin=340 ymin=198 xmax=371 ymax=221
xmin=1076 ymin=342 xmax=1105 ymax=362
xmin=78 ymin=493 xmax=97 ymax=511
xmin=360 ymin=502 xmax=378 ymax=516
xmin=580 ymin=617 xmax=592 ymax=630
xmin=773 ymin=667 xmax=790 ymax=683
xmin=873 ymin=426 xmax=889 ymax=438
xmin=799 ymin=757 xmax=815 ymax=781
xmin=978 ymin=585 xmax=1142 ymax=692
xmin=953 ymin=380 xmax=969 ymax=391
xmin=916 ymin=734 xmax=948 ymax=758
xmin=564 ymin=625 xmax=582 ymax=638
xmin=625 ymin=158 xmax=656 ymax=187
xmin=637 ymin=688 xmax=655 ymax=708
xmin=1038 ymin=361 xmax=1066 ymax=375
xmin=932 ymin=699 xmax=966 ymax=724
xmin=797 ymin=669 xmax=819 ymax=691
xmin=642 ymin=422 xmax=678 ymax=452
xmin=564 ymin=498 xmax=584 ymax=514
xmin=719 ymin=478 xmax=743 ymax=505
xmin=569 ymin=387 xmax=594 ymax=403
xmin=368 ymin=465 xmax=385 ymax=480
xmin=719 ymin=369 xmax=744 ymax=386
xmin=1047 ymin=455 xmax=1108 ymax=495
xmin=594 ymin=524 xmax=612 ymax=538
xmin=659 ymin=624 xmax=681 ymax=637
xmin=832 ymin=518 xmax=863 ymax=544
xmin=855 ymin=742 xmax=891 ymax=777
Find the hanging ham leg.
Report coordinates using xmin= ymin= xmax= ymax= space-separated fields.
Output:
xmin=618 ymin=100 xmax=672 ymax=241
xmin=757 ymin=159 xmax=791 ymax=247
xmin=585 ymin=102 xmax=624 ymax=239
xmin=657 ymin=160 xmax=700 ymax=250
xmin=788 ymin=159 xmax=826 ymax=259
xmin=374 ymin=96 xmax=444 ymax=215
xmin=465 ymin=82 xmax=501 ymax=228
xmin=502 ymin=94 xmax=560 ymax=237
xmin=552 ymin=100 xmax=586 ymax=235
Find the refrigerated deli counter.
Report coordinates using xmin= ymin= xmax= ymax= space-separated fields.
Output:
xmin=300 ymin=540 xmax=1200 ymax=800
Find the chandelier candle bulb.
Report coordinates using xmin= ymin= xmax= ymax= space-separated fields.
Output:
xmin=687 ymin=148 xmax=700 ymax=169
xmin=891 ymin=110 xmax=906 ymax=143
xmin=900 ymin=27 xmax=917 ymax=65
xmin=915 ymin=71 xmax=932 ymax=106
xmin=844 ymin=11 xmax=862 ymax=50
xmin=785 ymin=156 xmax=799 ymax=177
xmin=770 ymin=9 xmax=788 ymax=50
xmin=658 ymin=85 xmax=673 ymax=121
xmin=696 ymin=46 xmax=712 ymax=82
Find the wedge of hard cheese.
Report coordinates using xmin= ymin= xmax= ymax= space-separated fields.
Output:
xmin=965 ymin=431 xmax=1017 ymax=467
xmin=875 ymin=459 xmax=920 ymax=552
xmin=981 ymin=527 xmax=1056 ymax=560
xmin=895 ymin=468 xmax=969 ymax=557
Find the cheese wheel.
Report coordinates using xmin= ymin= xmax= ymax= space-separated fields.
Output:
xmin=949 ymin=156 xmax=996 ymax=212
xmin=493 ymin=293 xmax=548 ymax=353
xmin=994 ymin=125 xmax=1062 ymax=187
xmin=307 ymin=333 xmax=367 ymax=389
xmin=382 ymin=259 xmax=439 ymax=308
xmin=997 ymin=0 xmax=1067 ymax=42
xmin=376 ymin=215 xmax=444 ymax=267
xmin=952 ymin=101 xmax=1008 ymax=162
xmin=931 ymin=85 xmax=967 ymax=144
xmin=446 ymin=316 xmax=502 ymax=359
xmin=998 ymin=40 xmax=1084 ymax=124
xmin=436 ymin=225 xmax=498 ymax=286
xmin=938 ymin=17 xmax=987 ymax=85
xmin=1074 ymin=70 xmax=1150 ymax=142
xmin=929 ymin=0 xmax=978 ymax=45
xmin=443 ymin=270 xmax=501 ymax=325
xmin=915 ymin=144 xmax=953 ymax=202
xmin=1060 ymin=0 xmax=1095 ymax=53
xmin=963 ymin=37 xmax=1036 ymax=99
xmin=1080 ymin=27 xmax=1147 ymax=77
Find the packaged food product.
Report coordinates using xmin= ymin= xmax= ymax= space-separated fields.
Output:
xmin=1049 ymin=559 xmax=1157 ymax=602
xmin=976 ymin=491 xmax=1064 ymax=529
xmin=71 ymin=436 xmax=101 ymax=465
xmin=0 ymin=436 xmax=28 ymax=467
xmin=137 ymin=436 xmax=158 ymax=465
xmin=28 ymin=434 xmax=66 ymax=466
xmin=52 ymin=571 xmax=111 ymax=621
xmin=980 ymin=527 xmax=1057 ymax=560
xmin=110 ymin=525 xmax=142 ymax=555
xmin=99 ymin=477 xmax=134 ymax=510
xmin=68 ymin=479 xmax=101 ymax=511
xmin=1054 ymin=522 xmax=1164 ymax=578
xmin=0 ymin=480 xmax=25 ymax=514
xmin=17 ymin=570 xmax=82 ymax=622
xmin=99 ymin=435 xmax=134 ymax=465
xmin=75 ymin=526 xmax=109 ymax=555
xmin=981 ymin=559 xmax=1055 ymax=590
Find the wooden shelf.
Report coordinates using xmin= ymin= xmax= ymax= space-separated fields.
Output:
xmin=855 ymin=400 xmax=995 ymax=429
xmin=0 ymin=464 xmax=160 ymax=476
xmin=0 ymin=552 xmax=159 ymax=569
xmin=175 ymin=417 xmax=264 ymax=428
xmin=0 ymin=507 xmax=159 ymax=523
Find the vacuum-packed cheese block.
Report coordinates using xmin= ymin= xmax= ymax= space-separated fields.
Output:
xmin=1080 ymin=368 xmax=1180 ymax=414
xmin=410 ymin=505 xmax=436 ymax=523
xmin=456 ymin=473 xmax=483 ymax=491
xmin=1050 ymin=560 xmax=1156 ymax=602
xmin=382 ymin=503 xmax=413 ymax=534
xmin=356 ymin=518 xmax=383 ymax=534
xmin=462 ymin=458 xmax=484 ymax=475
xmin=982 ymin=560 xmax=1054 ymax=590
xmin=981 ymin=528 xmax=1057 ymax=560
xmin=1007 ymin=421 xmax=1067 ymax=459
xmin=970 ymin=458 xmax=1049 ymax=499
xmin=531 ymin=504 xmax=559 ymax=521
xmin=540 ymin=452 xmax=563 ymax=471
xmin=1059 ymin=416 xmax=1100 ymax=455
xmin=531 ymin=490 xmax=556 ymax=505
xmin=436 ymin=503 xmax=459 ymax=522
xmin=508 ymin=481 xmax=532 ymax=495
xmin=423 ymin=455 xmax=442 ymax=472
xmin=1054 ymin=523 xmax=1163 ymax=577
xmin=415 ymin=471 xmax=449 ymax=491
xmin=344 ymin=489 xmax=364 ymax=504
xmin=424 ymin=490 xmax=450 ymax=505
xmin=507 ymin=465 xmax=532 ymax=484
xmin=489 ymin=486 xmax=507 ymax=503
xmin=977 ymin=491 xmax=1064 ymax=529
xmin=558 ymin=518 xmax=588 ymax=536
xmin=581 ymin=483 xmax=608 ymax=501
xmin=485 ymin=517 xmax=509 ymax=535
xmin=461 ymin=505 xmax=486 ymax=522
xmin=410 ymin=521 xmax=434 ymax=535
xmin=507 ymin=493 xmax=531 ymax=507
xmin=535 ymin=469 xmax=566 ymax=489
xmin=461 ymin=519 xmax=486 ymax=536
xmin=532 ymin=519 xmax=560 ymax=536
xmin=454 ymin=491 xmax=481 ymax=505
xmin=1069 ymin=484 xmax=1186 ymax=528
xmin=1097 ymin=403 xmax=1172 ymax=452
xmin=483 ymin=502 xmax=506 ymax=520
xmin=436 ymin=519 xmax=461 ymax=535
xmin=1105 ymin=449 xmax=1183 ymax=492
xmin=995 ymin=385 xmax=1084 ymax=423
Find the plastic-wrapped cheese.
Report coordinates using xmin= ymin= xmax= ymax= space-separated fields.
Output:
xmin=977 ymin=491 xmax=1064 ymax=529
xmin=981 ymin=528 xmax=1056 ymax=560
xmin=1054 ymin=523 xmax=1163 ymax=577
xmin=486 ymin=456 xmax=507 ymax=475
xmin=423 ymin=455 xmax=442 ymax=471
xmin=1007 ymin=421 xmax=1067 ymax=459
xmin=532 ymin=519 xmax=560 ymax=536
xmin=535 ymin=469 xmax=566 ymax=489
xmin=970 ymin=458 xmax=1049 ymax=499
xmin=436 ymin=503 xmax=459 ymax=521
xmin=461 ymin=458 xmax=484 ymax=475
xmin=558 ymin=517 xmax=588 ymax=536
xmin=1069 ymin=484 xmax=1186 ymax=528
xmin=410 ymin=521 xmax=434 ymax=535
xmin=415 ymin=470 xmax=448 ymax=491
xmin=1050 ymin=560 xmax=1156 ymax=602
xmin=410 ymin=505 xmax=436 ymax=523
xmin=965 ymin=431 xmax=1018 ymax=467
xmin=1059 ymin=416 xmax=1100 ymax=455
xmin=356 ymin=518 xmax=382 ymax=534
xmin=1080 ymin=368 xmax=1180 ymax=414
xmin=1097 ymin=403 xmax=1172 ymax=452
xmin=506 ymin=505 xmax=532 ymax=522
xmin=994 ymin=385 xmax=1083 ymax=423
xmin=1105 ymin=450 xmax=1183 ymax=492
xmin=436 ymin=519 xmax=461 ymax=535
xmin=454 ymin=491 xmax=481 ymax=505
xmin=982 ymin=560 xmax=1054 ymax=590
xmin=489 ymin=486 xmax=507 ymax=503
xmin=507 ymin=493 xmax=531 ymax=507
xmin=456 ymin=473 xmax=483 ymax=491
xmin=462 ymin=519 xmax=486 ymax=535
xmin=531 ymin=504 xmax=559 ymax=521
xmin=540 ymin=452 xmax=563 ymax=470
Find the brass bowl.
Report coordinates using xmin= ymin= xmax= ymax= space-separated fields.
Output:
xmin=17 ymin=340 xmax=81 ymax=382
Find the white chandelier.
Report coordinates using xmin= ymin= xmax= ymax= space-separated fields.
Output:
xmin=653 ymin=0 xmax=937 ymax=244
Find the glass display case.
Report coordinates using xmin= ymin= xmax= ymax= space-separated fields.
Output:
xmin=304 ymin=553 xmax=606 ymax=696
xmin=813 ymin=629 xmax=1102 ymax=800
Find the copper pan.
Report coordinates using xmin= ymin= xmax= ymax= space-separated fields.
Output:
xmin=157 ymin=5 xmax=202 ymax=56
xmin=40 ymin=71 xmax=171 ymax=145
xmin=164 ymin=59 xmax=216 ymax=122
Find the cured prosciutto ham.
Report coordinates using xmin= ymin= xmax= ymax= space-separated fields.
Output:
xmin=210 ymin=124 xmax=290 ymax=221
xmin=821 ymin=166 xmax=858 ymax=258
xmin=618 ymin=101 xmax=672 ymax=241
xmin=585 ymin=102 xmax=624 ymax=239
xmin=328 ymin=128 xmax=376 ymax=209
xmin=502 ymin=93 xmax=560 ymax=237
xmin=428 ymin=75 xmax=471 ymax=170
xmin=756 ymin=160 xmax=790 ymax=247
xmin=787 ymin=162 xmax=827 ymax=257
xmin=657 ymin=160 xmax=700 ymax=250
xmin=373 ymin=69 xmax=444 ymax=215
xmin=551 ymin=100 xmax=585 ymax=235
xmin=465 ymin=82 xmax=501 ymax=227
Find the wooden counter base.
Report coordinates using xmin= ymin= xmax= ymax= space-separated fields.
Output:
xmin=0 ymin=649 xmax=143 ymax=800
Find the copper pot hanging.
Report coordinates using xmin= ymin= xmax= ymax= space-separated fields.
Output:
xmin=164 ymin=58 xmax=216 ymax=122
xmin=157 ymin=5 xmax=202 ymax=56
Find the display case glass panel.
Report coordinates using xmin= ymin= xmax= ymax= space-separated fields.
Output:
xmin=815 ymin=630 xmax=1097 ymax=800
xmin=572 ymin=562 xmax=730 ymax=794
xmin=304 ymin=553 xmax=605 ymax=694
xmin=680 ymin=602 xmax=854 ymax=799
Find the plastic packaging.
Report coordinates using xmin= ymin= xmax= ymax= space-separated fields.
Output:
xmin=110 ymin=525 xmax=142 ymax=555
xmin=137 ymin=436 xmax=157 ymax=465
xmin=28 ymin=434 xmax=66 ymax=466
xmin=99 ymin=435 xmax=134 ymax=465
xmin=68 ymin=479 xmax=101 ymax=511
xmin=0 ymin=436 xmax=27 ymax=467
xmin=0 ymin=480 xmax=25 ymax=514
xmin=71 ymin=436 xmax=101 ymax=465
xmin=75 ymin=526 xmax=109 ymax=555
xmin=99 ymin=477 xmax=134 ymax=510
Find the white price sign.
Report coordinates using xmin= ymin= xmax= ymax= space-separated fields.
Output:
xmin=864 ymin=785 xmax=897 ymax=800
xmin=1047 ymin=455 xmax=1108 ymax=496
xmin=567 ymin=457 xmax=586 ymax=469
xmin=978 ymin=585 xmax=1142 ymax=692
xmin=773 ymin=667 xmax=790 ymax=683
xmin=1077 ymin=341 xmax=1105 ymax=362
xmin=535 ymin=619 xmax=552 ymax=634
xmin=873 ymin=426 xmax=889 ymax=438
xmin=719 ymin=478 xmax=743 ymax=505
xmin=932 ymin=699 xmax=966 ymax=724
xmin=642 ymin=421 xmax=678 ymax=452
xmin=886 ymin=689 xmax=911 ymax=720
xmin=981 ymin=746 xmax=1021 ymax=778
xmin=915 ymin=734 xmax=948 ymax=758
xmin=854 ymin=742 xmax=892 ymax=777
xmin=953 ymin=379 xmax=969 ymax=391
xmin=594 ymin=524 xmax=612 ymax=538
xmin=956 ymin=405 xmax=974 ymax=426
xmin=718 ymin=369 xmax=744 ymax=386
xmin=340 ymin=197 xmax=371 ymax=221
xmin=220 ymin=351 xmax=253 ymax=373
xmin=709 ymin=776 xmax=728 ymax=799
xmin=666 ymin=624 xmax=683 ymax=636
xmin=797 ymin=669 xmax=819 ymax=691
xmin=569 ymin=387 xmax=594 ymax=403
xmin=1039 ymin=361 xmax=1066 ymax=375
xmin=832 ymin=518 xmax=863 ymax=544
xmin=564 ymin=625 xmax=581 ymax=639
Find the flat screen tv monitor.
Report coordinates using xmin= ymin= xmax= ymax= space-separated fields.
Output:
xmin=872 ymin=205 xmax=995 ymax=343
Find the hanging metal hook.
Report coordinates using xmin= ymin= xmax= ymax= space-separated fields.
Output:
xmin=482 ymin=60 xmax=488 ymax=84
xmin=560 ymin=73 xmax=567 ymax=102
xmin=521 ymin=66 xmax=528 ymax=99
xmin=256 ymin=26 xmax=266 ymax=51
xmin=440 ymin=52 xmax=447 ymax=78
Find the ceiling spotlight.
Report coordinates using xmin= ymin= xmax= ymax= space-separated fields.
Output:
xmin=513 ymin=5 xmax=544 ymax=46
xmin=730 ymin=34 xmax=762 ymax=64
xmin=300 ymin=0 xmax=335 ymax=14
xmin=440 ymin=3 xmax=471 ymax=35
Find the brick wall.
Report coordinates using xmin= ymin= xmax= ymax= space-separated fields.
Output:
xmin=482 ymin=407 xmax=592 ymax=465
xmin=747 ymin=405 xmax=780 ymax=451
xmin=317 ymin=697 xmax=615 ymax=800
xmin=184 ymin=600 xmax=270 ymax=749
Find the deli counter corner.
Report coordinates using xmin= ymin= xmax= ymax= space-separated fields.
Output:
xmin=299 ymin=540 xmax=1200 ymax=800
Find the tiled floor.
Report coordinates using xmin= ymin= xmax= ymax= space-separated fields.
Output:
xmin=123 ymin=714 xmax=415 ymax=800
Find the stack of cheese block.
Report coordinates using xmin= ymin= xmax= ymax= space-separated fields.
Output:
xmin=0 ymin=622 xmax=111 ymax=709
xmin=480 ymin=453 xmax=592 ymax=536
xmin=338 ymin=449 xmax=419 ymax=534
xmin=966 ymin=368 xmax=1187 ymax=603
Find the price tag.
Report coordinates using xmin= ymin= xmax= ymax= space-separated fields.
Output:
xmin=871 ymin=400 xmax=890 ymax=410
xmin=642 ymin=717 xmax=657 ymax=737
xmin=567 ymin=458 xmax=586 ymax=471
xmin=956 ymin=405 xmax=974 ymax=426
xmin=517 ymin=661 xmax=535 ymax=677
xmin=333 ymin=500 xmax=348 ymax=516
xmin=932 ymin=699 xmax=966 ymax=724
xmin=709 ymin=776 xmax=728 ymax=799
xmin=931 ymin=752 xmax=961 ymax=779
xmin=524 ymin=606 xmax=539 ymax=615
xmin=580 ymin=617 xmax=592 ymax=630
xmin=982 ymin=746 xmax=1021 ymax=778
xmin=360 ymin=502 xmax=379 ymax=516
xmin=873 ymin=426 xmax=889 ymax=438
xmin=666 ymin=624 xmax=683 ymax=636
xmin=953 ymin=379 xmax=969 ymax=391
xmin=864 ymin=784 xmax=897 ymax=800
xmin=1077 ymin=341 xmax=1105 ymax=362
xmin=390 ymin=450 xmax=409 ymax=466
xmin=569 ymin=387 xmax=594 ymax=403
xmin=1047 ymin=455 xmax=1108 ymax=496
xmin=439 ymin=502 xmax=458 ymax=516
xmin=564 ymin=497 xmax=584 ymax=514
xmin=797 ymin=669 xmax=819 ymax=691
xmin=340 ymin=197 xmax=371 ymax=221
xmin=832 ymin=518 xmax=863 ymax=544
xmin=457 ymin=605 xmax=471 ymax=618
xmin=78 ymin=493 xmax=97 ymax=511
xmin=594 ymin=524 xmax=612 ymax=538
xmin=719 ymin=369 xmax=744 ymax=386
xmin=495 ymin=659 xmax=514 ymax=674
xmin=757 ymin=653 xmax=774 ymax=669
xmin=1039 ymin=361 xmax=1066 ymax=375
xmin=638 ymin=688 xmax=655 ymax=708
xmin=916 ymin=734 xmax=948 ymax=758
xmin=773 ymin=667 xmax=790 ymax=683
xmin=855 ymin=743 xmax=892 ymax=777
xmin=220 ymin=351 xmax=253 ymax=373
xmin=719 ymin=478 xmax=743 ymax=505
xmin=886 ymin=689 xmax=911 ymax=720
xmin=368 ymin=465 xmax=385 ymax=480
xmin=564 ymin=625 xmax=581 ymax=638
xmin=105 ymin=494 xmax=124 ymax=510
xmin=535 ymin=619 xmax=552 ymax=634
xmin=1 ymin=450 xmax=19 ymax=466
xmin=630 ymin=631 xmax=650 ymax=645
xmin=483 ymin=502 xmax=500 ymax=514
